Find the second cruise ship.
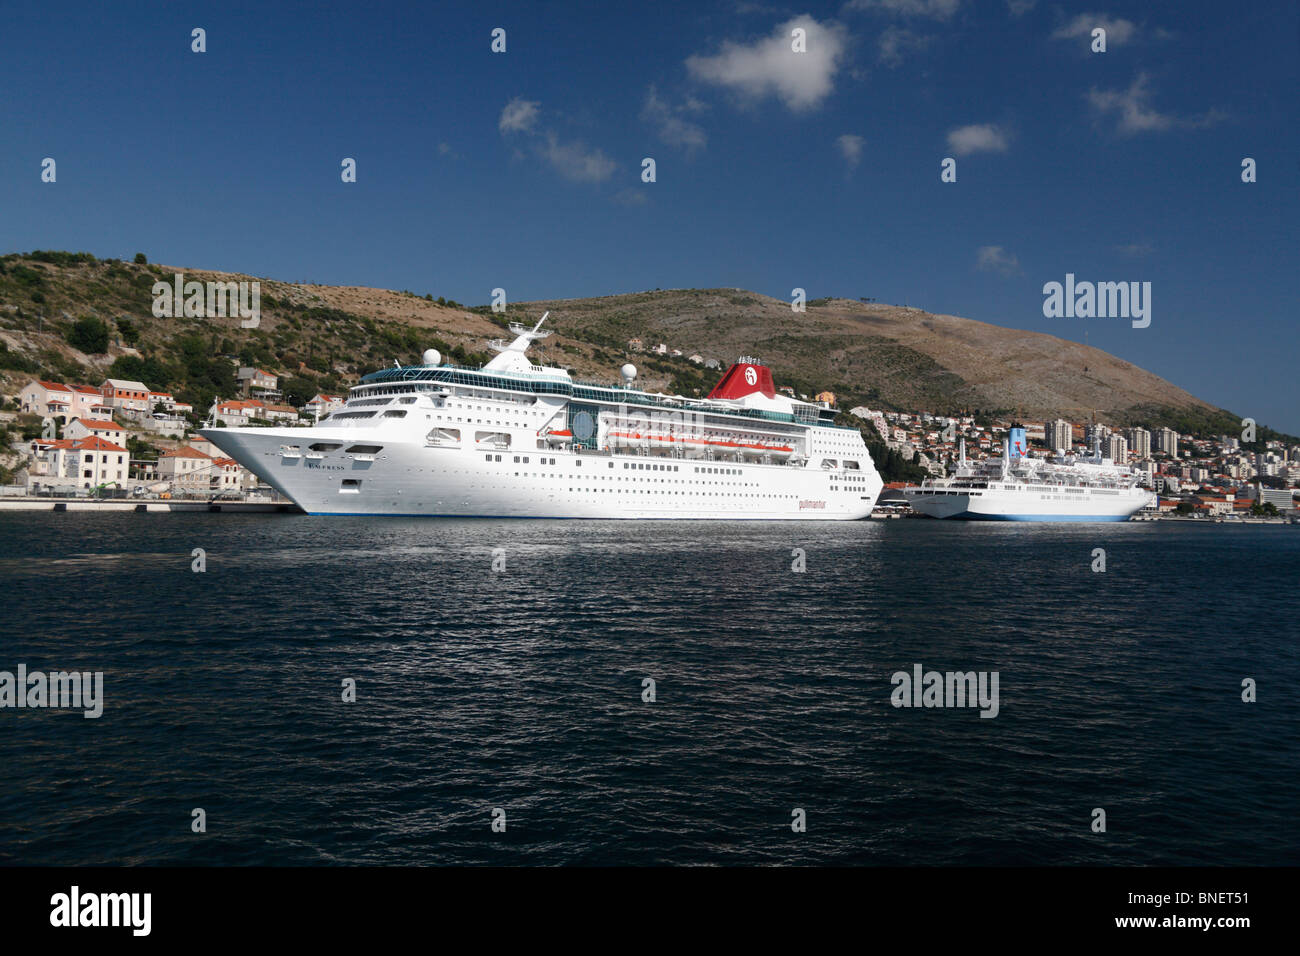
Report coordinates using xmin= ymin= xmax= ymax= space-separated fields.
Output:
xmin=902 ymin=428 xmax=1155 ymax=521
xmin=201 ymin=315 xmax=883 ymax=519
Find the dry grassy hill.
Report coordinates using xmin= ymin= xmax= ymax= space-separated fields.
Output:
xmin=0 ymin=252 xmax=1251 ymax=438
xmin=516 ymin=288 xmax=1221 ymax=428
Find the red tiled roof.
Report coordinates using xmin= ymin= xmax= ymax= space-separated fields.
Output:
xmin=70 ymin=417 xmax=126 ymax=431
xmin=71 ymin=436 xmax=127 ymax=452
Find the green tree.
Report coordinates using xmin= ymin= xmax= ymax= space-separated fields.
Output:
xmin=67 ymin=317 xmax=110 ymax=354
xmin=281 ymin=375 xmax=320 ymax=407
xmin=108 ymin=353 xmax=173 ymax=388
xmin=116 ymin=318 xmax=140 ymax=346
xmin=134 ymin=252 xmax=147 ymax=264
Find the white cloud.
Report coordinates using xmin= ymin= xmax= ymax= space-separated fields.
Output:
xmin=946 ymin=123 xmax=1009 ymax=155
xmin=1115 ymin=241 xmax=1154 ymax=258
xmin=837 ymin=134 xmax=865 ymax=167
xmin=642 ymin=86 xmax=707 ymax=151
xmin=686 ymin=16 xmax=849 ymax=111
xmin=498 ymin=97 xmax=540 ymax=134
xmin=1052 ymin=13 xmax=1137 ymax=44
xmin=1086 ymin=73 xmax=1225 ymax=134
xmin=976 ymin=245 xmax=1021 ymax=276
xmin=1006 ymin=0 xmax=1036 ymax=16
xmin=541 ymin=133 xmax=616 ymax=183
xmin=877 ymin=25 xmax=931 ymax=67
xmin=498 ymin=97 xmax=618 ymax=185
xmin=846 ymin=0 xmax=961 ymax=20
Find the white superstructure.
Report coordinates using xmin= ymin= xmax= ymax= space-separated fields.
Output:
xmin=201 ymin=314 xmax=883 ymax=519
xmin=902 ymin=430 xmax=1155 ymax=522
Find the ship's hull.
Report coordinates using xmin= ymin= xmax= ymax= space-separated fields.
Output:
xmin=903 ymin=486 xmax=1154 ymax=522
xmin=202 ymin=427 xmax=882 ymax=520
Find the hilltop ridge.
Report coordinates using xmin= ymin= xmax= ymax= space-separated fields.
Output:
xmin=0 ymin=251 xmax=1271 ymax=440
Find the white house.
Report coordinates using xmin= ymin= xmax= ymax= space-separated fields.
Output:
xmin=148 ymin=390 xmax=194 ymax=414
xmin=19 ymin=380 xmax=73 ymax=420
xmin=209 ymin=399 xmax=265 ymax=427
xmin=157 ymin=446 xmax=214 ymax=492
xmin=304 ymin=393 xmax=344 ymax=419
xmin=186 ymin=435 xmax=220 ymax=457
xmin=31 ymin=436 xmax=129 ymax=490
xmin=64 ymin=417 xmax=131 ymax=443
xmin=210 ymin=456 xmax=248 ymax=493
xmin=260 ymin=403 xmax=301 ymax=423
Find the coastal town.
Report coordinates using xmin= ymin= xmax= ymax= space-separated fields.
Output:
xmin=2 ymin=368 xmax=340 ymax=505
xmin=859 ymin=408 xmax=1299 ymax=519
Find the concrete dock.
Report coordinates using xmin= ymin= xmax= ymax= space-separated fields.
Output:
xmin=0 ymin=497 xmax=300 ymax=513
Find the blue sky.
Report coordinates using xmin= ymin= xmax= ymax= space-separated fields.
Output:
xmin=2 ymin=1 xmax=1296 ymax=430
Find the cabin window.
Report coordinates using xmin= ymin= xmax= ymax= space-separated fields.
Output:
xmin=345 ymin=444 xmax=384 ymax=455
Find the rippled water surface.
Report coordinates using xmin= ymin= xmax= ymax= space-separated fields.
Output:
xmin=1 ymin=513 xmax=1297 ymax=865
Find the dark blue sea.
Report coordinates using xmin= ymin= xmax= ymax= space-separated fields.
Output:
xmin=1 ymin=514 xmax=1296 ymax=866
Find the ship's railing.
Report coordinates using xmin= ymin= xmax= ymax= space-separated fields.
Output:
xmin=356 ymin=364 xmax=860 ymax=431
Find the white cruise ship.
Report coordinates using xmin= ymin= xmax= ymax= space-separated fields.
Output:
xmin=201 ymin=314 xmax=883 ymax=519
xmin=902 ymin=428 xmax=1155 ymax=522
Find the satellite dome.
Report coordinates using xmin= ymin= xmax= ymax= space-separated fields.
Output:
xmin=621 ymin=363 xmax=637 ymax=382
xmin=422 ymin=348 xmax=442 ymax=366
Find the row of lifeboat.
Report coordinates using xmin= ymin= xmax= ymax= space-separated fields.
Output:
xmin=541 ymin=426 xmax=795 ymax=460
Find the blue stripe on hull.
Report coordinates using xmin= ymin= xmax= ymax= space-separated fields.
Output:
xmin=954 ymin=511 xmax=1132 ymax=522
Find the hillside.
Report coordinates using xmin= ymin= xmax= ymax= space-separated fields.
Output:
xmin=517 ymin=288 xmax=1228 ymax=431
xmin=0 ymin=251 xmax=1271 ymax=440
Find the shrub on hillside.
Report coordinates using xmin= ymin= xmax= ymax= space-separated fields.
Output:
xmin=66 ymin=317 xmax=110 ymax=354
xmin=29 ymin=250 xmax=96 ymax=267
